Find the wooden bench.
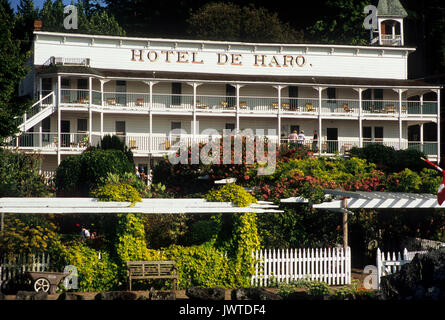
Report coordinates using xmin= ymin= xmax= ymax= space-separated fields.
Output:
xmin=127 ymin=260 xmax=178 ymax=291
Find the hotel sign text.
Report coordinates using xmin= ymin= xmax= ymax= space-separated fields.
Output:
xmin=130 ymin=49 xmax=306 ymax=68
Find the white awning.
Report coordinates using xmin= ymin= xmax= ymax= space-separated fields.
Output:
xmin=313 ymin=190 xmax=445 ymax=210
xmin=281 ymin=190 xmax=445 ymax=210
xmin=0 ymin=198 xmax=282 ymax=214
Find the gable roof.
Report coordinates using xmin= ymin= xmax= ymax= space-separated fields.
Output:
xmin=378 ymin=0 xmax=408 ymax=18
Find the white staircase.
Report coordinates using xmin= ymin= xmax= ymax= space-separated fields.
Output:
xmin=18 ymin=92 xmax=56 ymax=132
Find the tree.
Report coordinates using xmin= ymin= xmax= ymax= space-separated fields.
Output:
xmin=39 ymin=0 xmax=125 ymax=36
xmin=187 ymin=2 xmax=303 ymax=43
xmin=306 ymin=0 xmax=371 ymax=45
xmin=0 ymin=1 xmax=31 ymax=140
xmin=14 ymin=0 xmax=39 ymax=52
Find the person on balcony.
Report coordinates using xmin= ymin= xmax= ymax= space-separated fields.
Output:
xmin=288 ymin=130 xmax=298 ymax=149
xmin=298 ymin=130 xmax=305 ymax=147
xmin=312 ymin=130 xmax=318 ymax=152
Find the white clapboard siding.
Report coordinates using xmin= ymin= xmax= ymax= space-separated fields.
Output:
xmin=251 ymin=247 xmax=351 ymax=286
xmin=376 ymin=248 xmax=427 ymax=289
xmin=0 ymin=253 xmax=50 ymax=284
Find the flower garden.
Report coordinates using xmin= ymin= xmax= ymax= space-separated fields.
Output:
xmin=0 ymin=136 xmax=444 ymax=299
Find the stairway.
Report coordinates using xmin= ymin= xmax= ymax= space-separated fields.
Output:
xmin=18 ymin=92 xmax=56 ymax=132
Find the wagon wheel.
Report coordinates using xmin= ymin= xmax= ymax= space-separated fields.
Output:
xmin=34 ymin=278 xmax=50 ymax=293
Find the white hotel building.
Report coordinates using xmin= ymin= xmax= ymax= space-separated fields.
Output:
xmin=12 ymin=2 xmax=441 ymax=176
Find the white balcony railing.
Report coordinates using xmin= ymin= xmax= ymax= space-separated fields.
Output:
xmin=8 ymin=131 xmax=439 ymax=157
xmin=55 ymin=89 xmax=438 ymax=117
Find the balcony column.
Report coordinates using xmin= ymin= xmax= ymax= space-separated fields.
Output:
xmin=235 ymin=84 xmax=244 ymax=131
xmin=88 ymin=77 xmax=93 ymax=144
xmin=57 ymin=75 xmax=61 ymax=165
xmin=398 ymin=89 xmax=407 ymax=150
xmin=420 ymin=123 xmax=424 ymax=153
xmin=39 ymin=77 xmax=43 ymax=101
xmin=191 ymin=82 xmax=202 ymax=139
xmin=420 ymin=94 xmax=424 ymax=115
xmin=437 ymin=89 xmax=441 ymax=162
xmin=354 ymin=88 xmax=363 ymax=148
xmin=316 ymin=87 xmax=326 ymax=155
xmin=274 ymin=85 xmax=283 ymax=144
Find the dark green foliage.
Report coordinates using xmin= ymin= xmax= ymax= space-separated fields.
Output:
xmin=0 ymin=1 xmax=31 ymax=140
xmin=98 ymin=134 xmax=134 ymax=163
xmin=348 ymin=143 xmax=427 ymax=173
xmin=55 ymin=149 xmax=134 ymax=196
xmin=187 ymin=2 xmax=303 ymax=43
xmin=0 ymin=149 xmax=49 ymax=197
xmin=39 ymin=0 xmax=125 ymax=36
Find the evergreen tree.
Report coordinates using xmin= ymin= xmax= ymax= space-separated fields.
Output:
xmin=15 ymin=0 xmax=39 ymax=52
xmin=0 ymin=1 xmax=31 ymax=140
xmin=39 ymin=0 xmax=125 ymax=36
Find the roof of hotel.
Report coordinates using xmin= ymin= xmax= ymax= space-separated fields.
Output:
xmin=35 ymin=65 xmax=441 ymax=89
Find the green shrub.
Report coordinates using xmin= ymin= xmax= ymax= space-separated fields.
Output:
xmin=205 ymin=184 xmax=257 ymax=207
xmin=92 ymin=183 xmax=142 ymax=205
xmin=0 ymin=149 xmax=49 ymax=197
xmin=55 ymin=149 xmax=134 ymax=196
xmin=307 ymin=281 xmax=330 ymax=296
xmin=56 ymin=241 xmax=119 ymax=292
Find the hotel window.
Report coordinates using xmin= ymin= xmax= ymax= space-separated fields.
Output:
xmin=226 ymin=84 xmax=236 ymax=108
xmin=289 ymin=86 xmax=299 ymax=110
xmin=327 ymin=87 xmax=336 ymax=103
xmin=115 ymin=121 xmax=126 ymax=136
xmin=172 ymin=83 xmax=182 ymax=105
xmin=225 ymin=123 xmax=235 ymax=131
xmin=42 ymin=78 xmax=52 ymax=99
xmin=77 ymin=119 xmax=87 ymax=132
xmin=116 ymin=80 xmax=127 ymax=105
xmin=61 ymin=79 xmax=70 ymax=103
xmin=363 ymin=126 xmax=372 ymax=144
xmin=42 ymin=117 xmax=51 ymax=142
xmin=374 ymin=127 xmax=384 ymax=142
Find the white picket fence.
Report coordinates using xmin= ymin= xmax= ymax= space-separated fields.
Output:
xmin=376 ymin=248 xmax=427 ymax=289
xmin=0 ymin=253 xmax=50 ymax=286
xmin=251 ymin=247 xmax=351 ymax=286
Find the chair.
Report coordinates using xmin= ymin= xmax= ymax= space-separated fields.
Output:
xmin=402 ymin=105 xmax=407 ymax=113
xmin=136 ymin=99 xmax=144 ymax=107
xmin=220 ymin=101 xmax=228 ymax=108
xmin=129 ymin=140 xmax=138 ymax=149
xmin=306 ymin=103 xmax=315 ymax=112
xmin=282 ymin=103 xmax=290 ymax=110
xmin=239 ymin=101 xmax=248 ymax=109
xmin=106 ymin=98 xmax=116 ymax=105
xmin=343 ymin=104 xmax=352 ymax=113
xmin=272 ymin=102 xmax=279 ymax=109
xmin=343 ymin=144 xmax=353 ymax=153
xmin=164 ymin=140 xmax=171 ymax=150
xmin=322 ymin=142 xmax=329 ymax=153
xmin=385 ymin=105 xmax=395 ymax=113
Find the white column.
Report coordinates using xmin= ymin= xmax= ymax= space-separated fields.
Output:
xmin=193 ymin=83 xmax=197 ymax=139
xmin=318 ymin=87 xmax=324 ymax=154
xmin=420 ymin=123 xmax=424 ymax=153
xmin=420 ymin=94 xmax=424 ymax=115
xmin=38 ymin=122 xmax=42 ymax=148
xmin=277 ymin=86 xmax=282 ymax=144
xmin=100 ymin=81 xmax=104 ymax=138
xmin=88 ymin=77 xmax=93 ymax=144
xmin=57 ymin=75 xmax=61 ymax=165
xmin=235 ymin=84 xmax=240 ymax=131
xmin=398 ymin=89 xmax=402 ymax=150
xmin=437 ymin=90 xmax=441 ymax=163
xmin=358 ymin=88 xmax=363 ymax=147
xmin=39 ymin=77 xmax=43 ymax=101
xmin=149 ymin=81 xmax=154 ymax=153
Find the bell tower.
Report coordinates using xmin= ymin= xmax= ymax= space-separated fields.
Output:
xmin=374 ymin=0 xmax=408 ymax=46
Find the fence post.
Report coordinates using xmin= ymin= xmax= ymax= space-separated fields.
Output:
xmin=376 ymin=248 xmax=382 ymax=289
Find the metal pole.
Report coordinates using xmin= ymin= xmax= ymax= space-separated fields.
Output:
xmin=342 ymin=197 xmax=348 ymax=248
